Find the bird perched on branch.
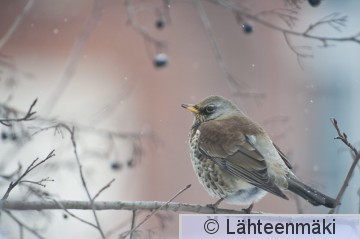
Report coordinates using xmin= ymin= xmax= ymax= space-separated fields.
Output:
xmin=181 ymin=95 xmax=336 ymax=211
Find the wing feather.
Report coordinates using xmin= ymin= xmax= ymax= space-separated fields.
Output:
xmin=198 ymin=117 xmax=288 ymax=200
xmin=273 ymin=143 xmax=292 ymax=169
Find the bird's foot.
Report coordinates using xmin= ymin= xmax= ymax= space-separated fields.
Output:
xmin=242 ymin=203 xmax=254 ymax=214
xmin=206 ymin=198 xmax=224 ymax=214
xmin=206 ymin=204 xmax=218 ymax=214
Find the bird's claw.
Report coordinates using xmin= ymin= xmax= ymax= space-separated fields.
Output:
xmin=242 ymin=203 xmax=254 ymax=214
xmin=206 ymin=198 xmax=224 ymax=214
xmin=206 ymin=203 xmax=219 ymax=214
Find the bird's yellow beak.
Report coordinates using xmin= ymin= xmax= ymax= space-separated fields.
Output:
xmin=181 ymin=104 xmax=199 ymax=113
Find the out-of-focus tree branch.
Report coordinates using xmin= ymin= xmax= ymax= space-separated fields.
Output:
xmin=0 ymin=98 xmax=37 ymax=126
xmin=0 ymin=0 xmax=34 ymax=50
xmin=209 ymin=0 xmax=360 ymax=45
xmin=45 ymin=124 xmax=107 ymax=239
xmin=1 ymin=150 xmax=55 ymax=200
xmin=329 ymin=118 xmax=360 ymax=214
xmin=195 ymin=0 xmax=265 ymax=102
xmin=207 ymin=0 xmax=360 ymax=68
xmin=42 ymin=0 xmax=104 ymax=115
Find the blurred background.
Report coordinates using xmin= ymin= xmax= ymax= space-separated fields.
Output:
xmin=0 ymin=0 xmax=360 ymax=238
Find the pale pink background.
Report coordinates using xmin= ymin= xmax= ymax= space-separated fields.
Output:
xmin=0 ymin=0 xmax=360 ymax=238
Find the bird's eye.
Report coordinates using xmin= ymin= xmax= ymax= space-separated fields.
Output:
xmin=205 ymin=104 xmax=216 ymax=114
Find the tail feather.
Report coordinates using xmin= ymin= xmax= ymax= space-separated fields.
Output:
xmin=287 ymin=175 xmax=336 ymax=208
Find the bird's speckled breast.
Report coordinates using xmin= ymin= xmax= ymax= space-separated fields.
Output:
xmin=189 ymin=129 xmax=232 ymax=199
xmin=188 ymin=128 xmax=267 ymax=205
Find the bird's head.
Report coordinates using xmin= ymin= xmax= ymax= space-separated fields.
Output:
xmin=181 ymin=95 xmax=242 ymax=124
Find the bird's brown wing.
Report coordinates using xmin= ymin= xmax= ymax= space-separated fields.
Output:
xmin=198 ymin=118 xmax=288 ymax=200
xmin=273 ymin=143 xmax=292 ymax=169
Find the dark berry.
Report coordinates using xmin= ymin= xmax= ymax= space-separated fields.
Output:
xmin=155 ymin=18 xmax=165 ymax=29
xmin=127 ymin=159 xmax=134 ymax=168
xmin=63 ymin=213 xmax=68 ymax=219
xmin=11 ymin=133 xmax=17 ymax=141
xmin=110 ymin=161 xmax=122 ymax=170
xmin=1 ymin=132 xmax=7 ymax=140
xmin=242 ymin=23 xmax=253 ymax=34
xmin=154 ymin=53 xmax=168 ymax=68
xmin=308 ymin=0 xmax=321 ymax=7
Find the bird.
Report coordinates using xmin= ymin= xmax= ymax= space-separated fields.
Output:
xmin=181 ymin=95 xmax=336 ymax=211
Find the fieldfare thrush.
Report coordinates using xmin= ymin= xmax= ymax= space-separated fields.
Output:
xmin=181 ymin=95 xmax=336 ymax=209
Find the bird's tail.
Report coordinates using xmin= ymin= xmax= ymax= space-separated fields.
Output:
xmin=287 ymin=175 xmax=336 ymax=208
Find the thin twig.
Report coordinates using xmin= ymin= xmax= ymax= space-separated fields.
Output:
xmin=29 ymin=123 xmax=108 ymax=237
xmin=92 ymin=178 xmax=116 ymax=202
xmin=42 ymin=0 xmax=104 ymax=115
xmin=0 ymin=98 xmax=37 ymax=126
xmin=0 ymin=101 xmax=156 ymax=142
xmin=304 ymin=13 xmax=347 ymax=35
xmin=0 ymin=0 xmax=34 ymax=50
xmin=60 ymin=125 xmax=106 ymax=239
xmin=329 ymin=118 xmax=360 ymax=214
xmin=209 ymin=0 xmax=360 ymax=47
xmin=103 ymin=218 xmax=133 ymax=239
xmin=122 ymin=184 xmax=191 ymax=238
xmin=52 ymin=199 xmax=98 ymax=229
xmin=195 ymin=0 xmax=264 ymax=100
xmin=129 ymin=210 xmax=136 ymax=239
xmin=124 ymin=0 xmax=165 ymax=55
xmin=331 ymin=118 xmax=359 ymax=155
xmin=20 ymin=177 xmax=54 ymax=187
xmin=256 ymin=8 xmax=298 ymax=28
xmin=70 ymin=127 xmax=106 ymax=238
xmin=2 ymin=150 xmax=55 ymax=200
xmin=283 ymin=32 xmax=312 ymax=69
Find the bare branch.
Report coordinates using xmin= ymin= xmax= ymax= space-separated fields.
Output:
xmin=0 ymin=0 xmax=34 ymax=50
xmin=283 ymin=32 xmax=312 ymax=69
xmin=0 ymin=200 xmax=251 ymax=214
xmin=129 ymin=210 xmax=136 ymax=239
xmin=329 ymin=118 xmax=360 ymax=214
xmin=121 ymin=184 xmax=191 ymax=239
xmin=304 ymin=13 xmax=347 ymax=35
xmin=195 ymin=0 xmax=265 ymax=100
xmin=42 ymin=0 xmax=104 ymax=115
xmin=19 ymin=177 xmax=54 ymax=187
xmin=1 ymin=150 xmax=55 ymax=200
xmin=209 ymin=0 xmax=360 ymax=58
xmin=124 ymin=0 xmax=165 ymax=54
xmin=256 ymin=8 xmax=299 ymax=28
xmin=92 ymin=178 xmax=116 ymax=202
xmin=51 ymin=200 xmax=98 ymax=229
xmin=0 ymin=98 xmax=37 ymax=126
xmin=53 ymin=124 xmax=106 ymax=239
xmin=331 ymin=118 xmax=359 ymax=155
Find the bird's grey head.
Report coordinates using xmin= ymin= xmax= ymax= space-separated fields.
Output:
xmin=181 ymin=95 xmax=242 ymax=123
